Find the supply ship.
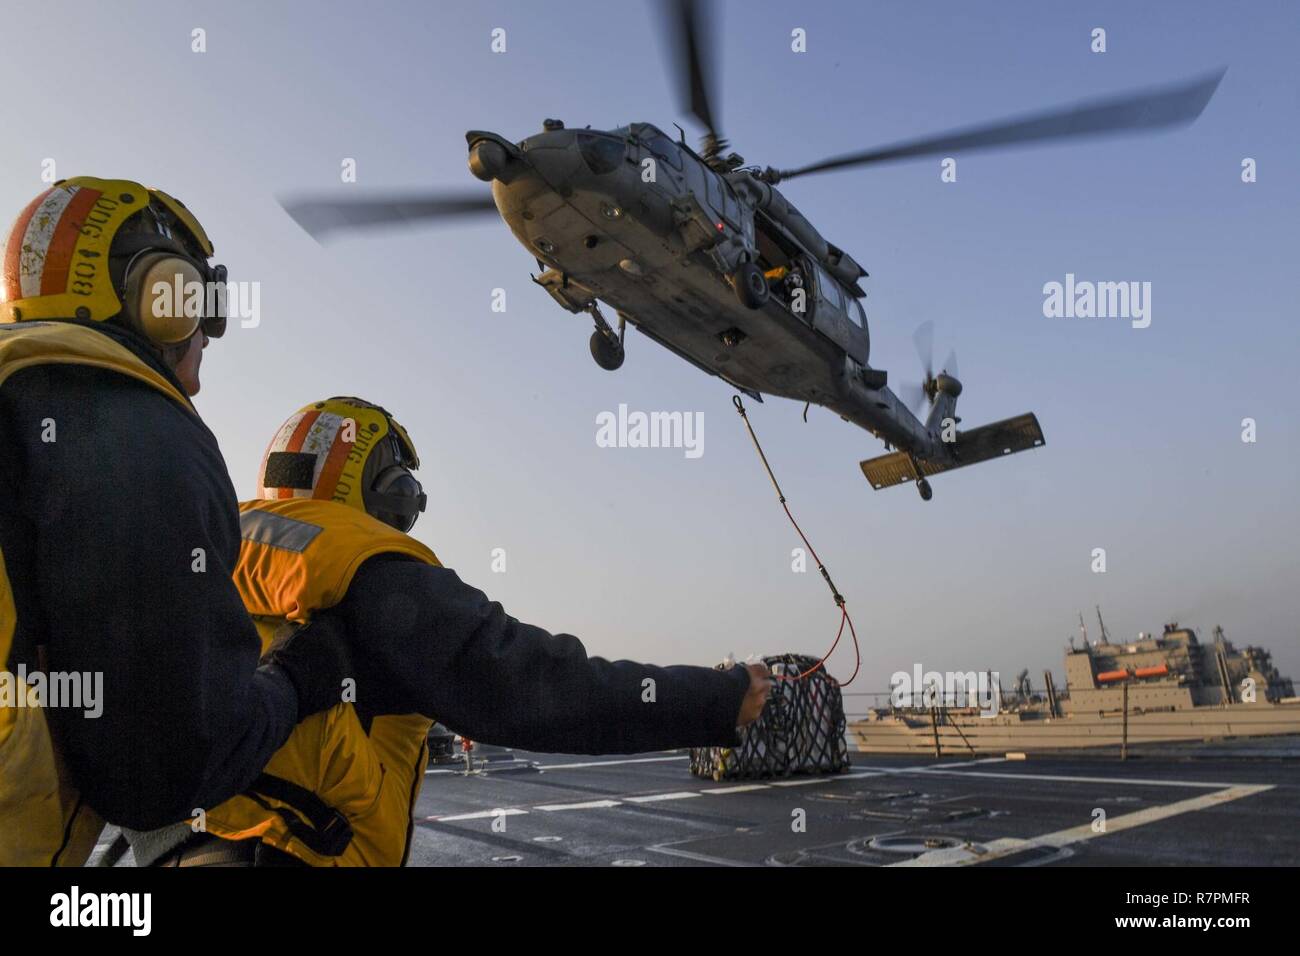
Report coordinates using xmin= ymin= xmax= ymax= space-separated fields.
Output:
xmin=848 ymin=616 xmax=1300 ymax=755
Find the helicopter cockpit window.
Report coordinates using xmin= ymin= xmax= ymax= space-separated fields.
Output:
xmin=643 ymin=132 xmax=682 ymax=170
xmin=817 ymin=265 xmax=844 ymax=310
xmin=578 ymin=133 xmax=626 ymax=175
xmin=848 ymin=297 xmax=866 ymax=328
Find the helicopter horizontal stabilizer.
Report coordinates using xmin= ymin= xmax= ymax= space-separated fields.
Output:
xmin=859 ymin=413 xmax=1045 ymax=490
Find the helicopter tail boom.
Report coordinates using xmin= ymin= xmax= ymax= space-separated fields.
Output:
xmin=859 ymin=412 xmax=1046 ymax=493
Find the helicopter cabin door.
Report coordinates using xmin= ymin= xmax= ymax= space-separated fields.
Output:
xmin=811 ymin=262 xmax=871 ymax=366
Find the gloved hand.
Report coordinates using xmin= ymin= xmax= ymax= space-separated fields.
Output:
xmin=260 ymin=609 xmax=355 ymax=722
xmin=736 ymin=662 xmax=773 ymax=728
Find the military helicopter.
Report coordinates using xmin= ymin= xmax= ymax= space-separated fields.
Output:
xmin=281 ymin=1 xmax=1223 ymax=500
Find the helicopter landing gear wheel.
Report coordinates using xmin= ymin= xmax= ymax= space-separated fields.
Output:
xmin=586 ymin=301 xmax=625 ymax=371
xmin=916 ymin=478 xmax=933 ymax=501
xmin=731 ymin=262 xmax=770 ymax=310
xmin=590 ymin=329 xmax=624 ymax=370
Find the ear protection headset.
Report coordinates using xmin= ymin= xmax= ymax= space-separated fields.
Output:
xmin=364 ymin=426 xmax=428 ymax=533
xmin=260 ymin=396 xmax=427 ymax=533
xmin=113 ymin=203 xmax=227 ymax=346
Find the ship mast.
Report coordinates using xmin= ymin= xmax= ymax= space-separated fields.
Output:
xmin=1096 ymin=605 xmax=1112 ymax=644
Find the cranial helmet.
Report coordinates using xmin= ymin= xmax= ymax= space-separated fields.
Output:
xmin=258 ymin=397 xmax=426 ymax=532
xmin=0 ymin=176 xmax=227 ymax=346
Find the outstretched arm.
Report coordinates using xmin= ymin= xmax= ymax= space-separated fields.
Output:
xmin=342 ymin=557 xmax=758 ymax=754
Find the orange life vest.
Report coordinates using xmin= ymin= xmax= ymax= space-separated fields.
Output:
xmin=199 ymin=497 xmax=441 ymax=866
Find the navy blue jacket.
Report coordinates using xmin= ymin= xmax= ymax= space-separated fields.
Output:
xmin=0 ymin=322 xmax=750 ymax=835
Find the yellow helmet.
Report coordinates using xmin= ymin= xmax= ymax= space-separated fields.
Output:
xmin=0 ymin=176 xmax=227 ymax=344
xmin=258 ymin=397 xmax=426 ymax=532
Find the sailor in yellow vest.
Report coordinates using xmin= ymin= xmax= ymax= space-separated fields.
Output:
xmin=140 ymin=396 xmax=771 ymax=866
xmin=0 ymin=178 xmax=353 ymax=866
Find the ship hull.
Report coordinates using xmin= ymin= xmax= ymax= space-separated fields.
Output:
xmin=848 ymin=703 xmax=1300 ymax=755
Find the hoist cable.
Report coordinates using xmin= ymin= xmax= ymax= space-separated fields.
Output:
xmin=732 ymin=395 xmax=860 ymax=685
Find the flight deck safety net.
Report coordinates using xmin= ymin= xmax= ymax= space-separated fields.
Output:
xmin=690 ymin=654 xmax=850 ymax=780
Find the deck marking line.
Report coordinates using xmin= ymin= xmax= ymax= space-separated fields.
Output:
xmin=536 ymin=799 xmax=624 ymax=812
xmin=645 ymin=843 xmax=761 ymax=867
xmin=771 ymin=778 xmax=833 ymax=787
xmin=624 ymin=791 xmax=702 ymax=803
xmin=852 ymin=764 xmax=1249 ymax=789
xmin=429 ymin=807 xmax=531 ymax=822
xmin=891 ymin=784 xmax=1275 ymax=867
xmin=537 ymin=756 xmax=688 ymax=770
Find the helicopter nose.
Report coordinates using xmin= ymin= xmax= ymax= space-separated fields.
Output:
xmin=469 ymin=129 xmax=585 ymax=191
xmin=515 ymin=131 xmax=584 ymax=190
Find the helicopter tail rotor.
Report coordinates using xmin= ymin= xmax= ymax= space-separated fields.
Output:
xmin=902 ymin=321 xmax=962 ymax=419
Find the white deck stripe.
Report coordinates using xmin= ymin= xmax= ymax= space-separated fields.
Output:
xmin=645 ymin=844 xmax=758 ymax=867
xmin=771 ymin=778 xmax=832 ymax=787
xmin=431 ymin=807 xmax=530 ymax=822
xmin=891 ymin=784 xmax=1275 ymax=867
xmin=536 ymin=799 xmax=623 ymax=812
xmin=536 ymin=755 xmax=687 ymax=770
xmin=905 ymin=767 xmax=1247 ymax=789
xmin=624 ymin=791 xmax=702 ymax=803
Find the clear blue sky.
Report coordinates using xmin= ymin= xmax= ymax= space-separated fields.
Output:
xmin=4 ymin=0 xmax=1297 ymax=697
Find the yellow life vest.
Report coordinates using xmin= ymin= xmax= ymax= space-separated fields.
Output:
xmin=0 ymin=321 xmax=196 ymax=867
xmin=199 ymin=497 xmax=441 ymax=866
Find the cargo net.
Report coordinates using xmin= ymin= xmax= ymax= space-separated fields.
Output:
xmin=690 ymin=654 xmax=849 ymax=781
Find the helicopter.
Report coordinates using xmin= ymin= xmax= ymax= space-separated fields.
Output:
xmin=281 ymin=1 xmax=1223 ymax=500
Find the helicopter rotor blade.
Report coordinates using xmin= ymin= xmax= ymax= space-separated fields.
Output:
xmin=773 ymin=68 xmax=1225 ymax=182
xmin=279 ymin=190 xmax=499 ymax=241
xmin=901 ymin=382 xmax=930 ymax=417
xmin=661 ymin=0 xmax=723 ymax=145
xmin=942 ymin=349 xmax=959 ymax=380
xmin=912 ymin=320 xmax=935 ymax=380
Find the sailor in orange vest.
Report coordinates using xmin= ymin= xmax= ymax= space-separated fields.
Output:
xmin=139 ymin=396 xmax=771 ymax=866
xmin=0 ymin=179 xmax=353 ymax=866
